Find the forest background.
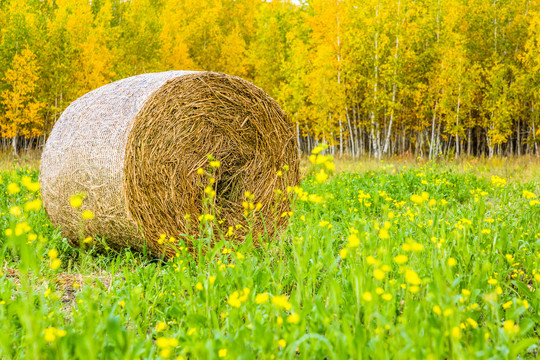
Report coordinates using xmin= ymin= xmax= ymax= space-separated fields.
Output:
xmin=1 ymin=0 xmax=540 ymax=159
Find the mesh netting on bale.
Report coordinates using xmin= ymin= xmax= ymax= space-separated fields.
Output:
xmin=40 ymin=71 xmax=300 ymax=257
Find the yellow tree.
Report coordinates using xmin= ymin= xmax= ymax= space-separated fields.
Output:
xmin=251 ymin=0 xmax=294 ymax=95
xmin=72 ymin=0 xmax=116 ymax=96
xmin=307 ymin=0 xmax=347 ymax=154
xmin=0 ymin=47 xmax=44 ymax=155
xmin=41 ymin=0 xmax=79 ymax=128
xmin=521 ymin=8 xmax=540 ymax=155
xmin=114 ymin=0 xmax=162 ymax=76
xmin=159 ymin=0 xmax=195 ymax=71
xmin=221 ymin=26 xmax=249 ymax=77
xmin=179 ymin=0 xmax=225 ymax=72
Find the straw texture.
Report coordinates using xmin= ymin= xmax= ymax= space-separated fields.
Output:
xmin=40 ymin=71 xmax=299 ymax=257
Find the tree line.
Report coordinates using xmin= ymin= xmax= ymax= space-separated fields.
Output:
xmin=1 ymin=0 xmax=539 ymax=158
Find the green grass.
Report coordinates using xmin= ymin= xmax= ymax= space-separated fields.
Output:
xmin=0 ymin=157 xmax=539 ymax=359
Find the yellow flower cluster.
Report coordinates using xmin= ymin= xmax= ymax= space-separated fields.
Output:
xmin=155 ymin=321 xmax=167 ymax=331
xmin=228 ymin=288 xmax=250 ymax=308
xmin=21 ymin=176 xmax=40 ymax=192
xmin=287 ymin=185 xmax=324 ymax=204
xmin=271 ymin=295 xmax=292 ymax=311
xmin=44 ymin=327 xmax=66 ymax=342
xmin=242 ymin=191 xmax=262 ymax=216
xmin=503 ymin=320 xmax=519 ymax=335
xmin=410 ymin=192 xmax=430 ymax=205
xmin=7 ymin=182 xmax=20 ymax=194
xmin=198 ymin=213 xmax=215 ymax=222
xmin=358 ymin=190 xmax=372 ymax=207
xmin=255 ymin=293 xmax=270 ymax=304
xmin=404 ymin=269 xmax=421 ymax=285
xmin=490 ymin=175 xmax=507 ymax=188
xmin=401 ymin=240 xmax=424 ymax=252
xmin=48 ymin=249 xmax=61 ymax=270
xmin=25 ymin=198 xmax=42 ymax=211
xmin=308 ymin=144 xmax=335 ymax=184
xmin=155 ymin=337 xmax=179 ymax=358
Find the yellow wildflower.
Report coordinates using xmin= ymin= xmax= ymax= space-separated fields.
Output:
xmin=393 ymin=255 xmax=408 ymax=264
xmin=9 ymin=206 xmax=21 ymax=216
xmin=228 ymin=288 xmax=250 ymax=307
xmin=404 ymin=269 xmax=421 ymax=285
xmin=503 ymin=320 xmax=519 ymax=335
xmin=363 ymin=292 xmax=372 ymax=302
xmin=522 ymin=190 xmax=536 ymax=199
xmin=374 ymin=269 xmax=385 ymax=280
xmin=347 ymin=234 xmax=360 ymax=248
xmin=491 ymin=175 xmax=506 ymax=187
xmin=7 ymin=183 xmax=20 ymax=194
xmin=50 ymin=258 xmax=61 ymax=270
xmin=315 ymin=169 xmax=328 ymax=183
xmin=271 ymin=295 xmax=292 ymax=311
xmin=410 ymin=194 xmax=425 ymax=205
xmin=82 ymin=210 xmax=94 ymax=220
xmin=156 ymin=337 xmax=179 ymax=348
xmin=44 ymin=327 xmax=66 ymax=342
xmin=69 ymin=195 xmax=83 ymax=208
xmin=24 ymin=199 xmax=42 ymax=211
xmin=199 ymin=214 xmax=215 ymax=222
xmin=287 ymin=313 xmax=300 ymax=324
xmin=255 ymin=293 xmax=270 ymax=304
xmin=48 ymin=249 xmax=59 ymax=259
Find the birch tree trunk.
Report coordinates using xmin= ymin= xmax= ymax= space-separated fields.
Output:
xmin=455 ymin=82 xmax=461 ymax=159
xmin=429 ymin=101 xmax=438 ymax=160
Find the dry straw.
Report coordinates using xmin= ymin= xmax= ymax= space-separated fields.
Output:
xmin=40 ymin=71 xmax=299 ymax=257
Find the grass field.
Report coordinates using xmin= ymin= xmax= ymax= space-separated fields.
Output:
xmin=0 ymin=153 xmax=539 ymax=359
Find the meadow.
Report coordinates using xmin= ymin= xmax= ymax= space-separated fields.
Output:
xmin=0 ymin=153 xmax=539 ymax=359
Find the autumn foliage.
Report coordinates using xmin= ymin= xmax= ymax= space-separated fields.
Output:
xmin=0 ymin=0 xmax=539 ymax=158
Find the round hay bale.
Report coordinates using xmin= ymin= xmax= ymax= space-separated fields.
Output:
xmin=40 ymin=71 xmax=299 ymax=257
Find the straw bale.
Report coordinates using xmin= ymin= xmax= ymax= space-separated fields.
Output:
xmin=40 ymin=71 xmax=299 ymax=257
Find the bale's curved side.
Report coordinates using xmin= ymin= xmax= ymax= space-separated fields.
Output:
xmin=124 ymin=72 xmax=300 ymax=257
xmin=40 ymin=71 xmax=198 ymax=251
